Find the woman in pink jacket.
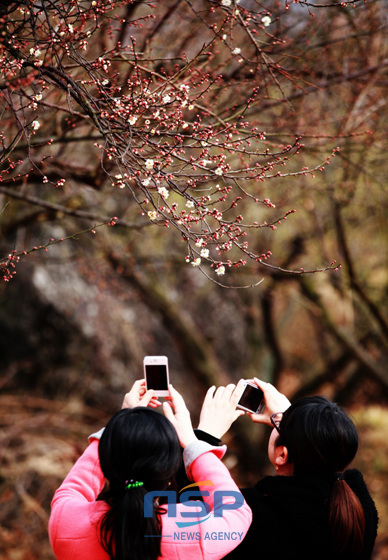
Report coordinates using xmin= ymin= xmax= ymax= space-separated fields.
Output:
xmin=49 ymin=381 xmax=252 ymax=560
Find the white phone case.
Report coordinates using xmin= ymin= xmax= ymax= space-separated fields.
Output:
xmin=143 ymin=355 xmax=170 ymax=397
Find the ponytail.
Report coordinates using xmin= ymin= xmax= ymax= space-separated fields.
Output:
xmin=329 ymin=478 xmax=365 ymax=558
xmin=100 ymin=484 xmax=162 ymax=560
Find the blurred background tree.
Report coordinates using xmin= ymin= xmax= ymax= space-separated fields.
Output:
xmin=0 ymin=0 xmax=387 ymax=558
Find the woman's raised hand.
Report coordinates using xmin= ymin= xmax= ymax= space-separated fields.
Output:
xmin=163 ymin=385 xmax=196 ymax=448
xmin=121 ymin=379 xmax=161 ymax=409
xmin=248 ymin=378 xmax=291 ymax=425
xmin=197 ymin=380 xmax=246 ymax=439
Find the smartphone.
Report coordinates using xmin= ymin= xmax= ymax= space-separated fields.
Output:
xmin=143 ymin=356 xmax=170 ymax=397
xmin=237 ymin=382 xmax=265 ymax=414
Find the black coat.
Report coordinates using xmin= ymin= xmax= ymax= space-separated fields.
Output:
xmin=223 ymin=469 xmax=378 ymax=560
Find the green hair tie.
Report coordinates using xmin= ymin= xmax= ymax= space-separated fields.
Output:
xmin=125 ymin=479 xmax=144 ymax=490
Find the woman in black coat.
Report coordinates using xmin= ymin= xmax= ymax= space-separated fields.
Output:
xmin=196 ymin=379 xmax=378 ymax=560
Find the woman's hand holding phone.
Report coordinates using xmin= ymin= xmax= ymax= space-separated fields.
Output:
xmin=197 ymin=381 xmax=246 ymax=439
xmin=121 ymin=379 xmax=161 ymax=409
xmin=248 ymin=378 xmax=291 ymax=425
xmin=163 ymin=385 xmax=196 ymax=448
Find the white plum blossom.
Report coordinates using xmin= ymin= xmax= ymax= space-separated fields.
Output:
xmin=261 ymin=16 xmax=272 ymax=27
xmin=186 ymin=200 xmax=195 ymax=208
xmin=163 ymin=94 xmax=172 ymax=104
xmin=214 ymin=167 xmax=224 ymax=175
xmin=158 ymin=186 xmax=169 ymax=199
xmin=145 ymin=159 xmax=154 ymax=169
xmin=232 ymin=47 xmax=241 ymax=55
xmin=200 ymin=248 xmax=209 ymax=258
xmin=195 ymin=238 xmax=206 ymax=247
xmin=128 ymin=116 xmax=137 ymax=125
xmin=216 ymin=265 xmax=226 ymax=276
xmin=35 ymin=93 xmax=42 ymax=101
xmin=147 ymin=211 xmax=158 ymax=221
xmin=191 ymin=258 xmax=201 ymax=267
xmin=31 ymin=120 xmax=40 ymax=130
xmin=142 ymin=178 xmax=151 ymax=187
xmin=221 ymin=0 xmax=232 ymax=6
xmin=29 ymin=48 xmax=41 ymax=57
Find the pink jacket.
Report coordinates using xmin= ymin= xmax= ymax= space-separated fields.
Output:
xmin=49 ymin=439 xmax=252 ymax=560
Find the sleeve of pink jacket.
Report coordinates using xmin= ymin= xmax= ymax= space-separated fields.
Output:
xmin=48 ymin=439 xmax=108 ymax=559
xmin=160 ymin=440 xmax=252 ymax=560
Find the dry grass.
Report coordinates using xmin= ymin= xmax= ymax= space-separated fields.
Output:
xmin=0 ymin=394 xmax=107 ymax=560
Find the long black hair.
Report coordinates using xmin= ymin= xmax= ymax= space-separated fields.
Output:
xmin=276 ymin=396 xmax=365 ymax=558
xmin=98 ymin=407 xmax=182 ymax=560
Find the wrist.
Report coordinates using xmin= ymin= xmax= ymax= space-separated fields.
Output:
xmin=180 ymin=430 xmax=197 ymax=449
xmin=197 ymin=423 xmax=220 ymax=439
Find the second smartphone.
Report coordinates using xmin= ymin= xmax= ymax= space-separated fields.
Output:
xmin=237 ymin=381 xmax=265 ymax=414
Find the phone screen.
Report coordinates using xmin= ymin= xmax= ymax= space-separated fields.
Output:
xmin=238 ymin=384 xmax=264 ymax=412
xmin=145 ymin=364 xmax=168 ymax=390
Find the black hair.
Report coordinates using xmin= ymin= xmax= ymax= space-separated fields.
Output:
xmin=98 ymin=407 xmax=182 ymax=560
xmin=276 ymin=396 xmax=365 ymax=558
xmin=276 ymin=396 xmax=358 ymax=477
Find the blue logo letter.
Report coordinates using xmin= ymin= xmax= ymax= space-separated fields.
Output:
xmin=179 ymin=491 xmax=211 ymax=518
xmin=213 ymin=491 xmax=244 ymax=517
xmin=144 ymin=491 xmax=177 ymax=518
